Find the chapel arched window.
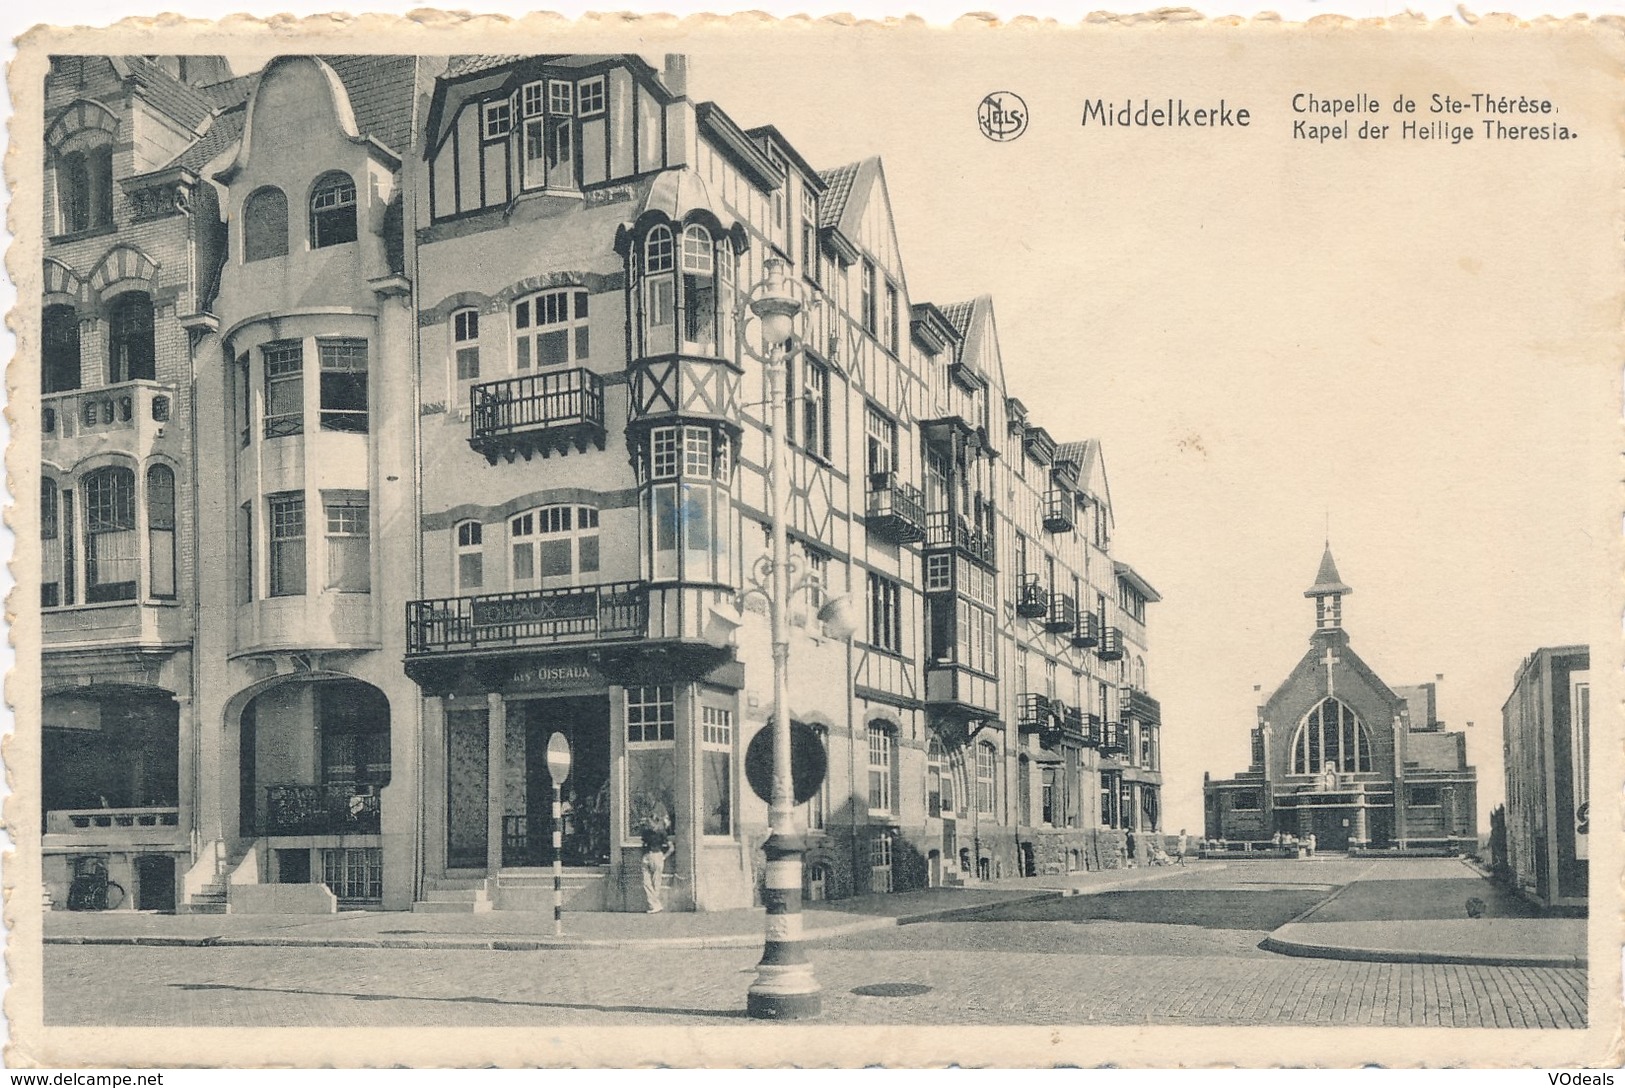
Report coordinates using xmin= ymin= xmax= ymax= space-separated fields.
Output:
xmin=1290 ymin=698 xmax=1373 ymax=775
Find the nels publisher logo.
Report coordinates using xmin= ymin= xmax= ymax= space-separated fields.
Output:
xmin=978 ymin=91 xmax=1028 ymax=142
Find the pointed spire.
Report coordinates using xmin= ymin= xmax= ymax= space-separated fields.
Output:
xmin=1304 ymin=544 xmax=1352 ymax=599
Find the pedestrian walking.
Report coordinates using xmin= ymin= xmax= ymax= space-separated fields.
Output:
xmin=1125 ymin=828 xmax=1137 ymax=868
xmin=1176 ymin=828 xmax=1188 ymax=866
xmin=640 ymin=815 xmax=672 ymax=913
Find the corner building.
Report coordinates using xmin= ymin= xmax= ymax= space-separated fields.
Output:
xmin=1500 ymin=645 xmax=1589 ymax=912
xmin=1204 ymin=547 xmax=1477 ymax=853
xmin=403 ymin=54 xmax=1164 ymax=911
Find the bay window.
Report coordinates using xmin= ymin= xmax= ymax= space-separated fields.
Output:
xmin=680 ymin=224 xmax=716 ymax=353
xmin=521 ymin=78 xmax=577 ymax=192
xmin=634 ymin=221 xmax=734 ymax=361
xmin=644 ymin=424 xmax=732 ymax=585
xmin=83 ymin=466 xmax=137 ymax=602
xmin=146 ymin=464 xmax=176 ymax=599
xmin=263 ymin=341 xmax=303 ymax=438
xmin=318 ymin=339 xmax=368 ymax=433
xmin=324 ymin=492 xmax=370 ymax=593
xmin=268 ymin=492 xmax=306 ymax=597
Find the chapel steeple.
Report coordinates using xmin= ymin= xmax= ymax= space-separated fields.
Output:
xmin=1304 ymin=543 xmax=1352 ymax=632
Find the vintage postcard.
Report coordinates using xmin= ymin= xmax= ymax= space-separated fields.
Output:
xmin=4 ymin=8 xmax=1621 ymax=1069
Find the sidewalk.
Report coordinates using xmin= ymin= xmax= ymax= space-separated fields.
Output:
xmin=1260 ymin=857 xmax=1587 ymax=969
xmin=42 ymin=862 xmax=1214 ymax=952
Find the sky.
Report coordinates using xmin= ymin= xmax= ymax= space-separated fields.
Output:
xmin=680 ymin=26 xmax=1618 ymax=831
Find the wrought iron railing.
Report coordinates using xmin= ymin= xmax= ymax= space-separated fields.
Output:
xmin=1045 ymin=592 xmax=1078 ymax=633
xmin=1017 ymin=692 xmax=1055 ymax=734
xmin=865 ymin=473 xmax=928 ymax=543
xmin=1098 ymin=625 xmax=1125 ymax=661
xmin=406 ymin=581 xmax=648 ymax=655
xmin=1043 ymin=489 xmax=1075 ymax=533
xmin=1072 ymin=611 xmax=1102 ymax=648
xmin=261 ymin=784 xmax=381 ymax=836
xmin=1016 ymin=574 xmax=1049 ymax=618
xmin=924 ymin=512 xmax=995 ymax=566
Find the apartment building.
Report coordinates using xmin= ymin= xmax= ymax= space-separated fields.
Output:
xmin=34 ymin=51 xmax=1165 ymax=913
xmin=1501 ymin=645 xmax=1589 ymax=912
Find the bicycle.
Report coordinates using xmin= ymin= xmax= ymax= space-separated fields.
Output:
xmin=67 ymin=862 xmax=126 ymax=911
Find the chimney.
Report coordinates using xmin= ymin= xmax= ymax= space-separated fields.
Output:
xmin=663 ymin=54 xmax=688 ymax=97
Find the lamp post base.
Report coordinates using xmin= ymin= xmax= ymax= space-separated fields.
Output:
xmin=746 ymin=830 xmax=821 ymax=1020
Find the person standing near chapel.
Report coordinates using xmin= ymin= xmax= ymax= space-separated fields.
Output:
xmin=640 ymin=816 xmax=673 ymax=913
xmin=1176 ymin=828 xmax=1188 ymax=866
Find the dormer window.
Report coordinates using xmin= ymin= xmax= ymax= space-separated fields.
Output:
xmin=520 ymin=79 xmax=577 ymax=192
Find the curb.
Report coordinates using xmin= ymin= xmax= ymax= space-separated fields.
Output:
xmin=1258 ymin=933 xmax=1587 ymax=970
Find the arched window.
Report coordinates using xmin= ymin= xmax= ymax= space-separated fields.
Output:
xmin=56 ymin=139 xmax=113 ymax=234
xmin=454 ymin=519 xmax=484 ymax=594
xmin=975 ymin=740 xmax=997 ymax=816
xmin=106 ymin=293 xmax=155 ymax=384
xmin=146 ymin=463 xmax=176 ymax=599
xmin=513 ymin=289 xmax=588 ymax=370
xmin=42 ymin=479 xmax=62 ymax=608
xmin=43 ymin=304 xmax=82 ymax=393
xmin=243 ymin=186 xmax=289 ymax=261
xmin=309 ymin=172 xmax=357 ymax=249
xmin=680 ymin=224 xmax=716 ymax=353
xmin=509 ymin=504 xmax=599 ymax=591
xmin=642 ymin=225 xmax=676 ymax=356
xmin=1291 ymin=698 xmax=1373 ymax=775
xmin=83 ymin=465 xmax=138 ymax=602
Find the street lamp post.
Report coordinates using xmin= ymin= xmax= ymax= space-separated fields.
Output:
xmin=740 ymin=256 xmax=831 ymax=1020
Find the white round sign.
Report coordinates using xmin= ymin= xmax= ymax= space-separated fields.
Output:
xmin=546 ymin=732 xmax=573 ymax=782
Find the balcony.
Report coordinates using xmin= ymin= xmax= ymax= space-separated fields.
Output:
xmin=1129 ymin=688 xmax=1162 ymax=725
xmin=1043 ymin=489 xmax=1075 ymax=533
xmin=1016 ymin=574 xmax=1049 ymax=619
xmin=42 ymin=380 xmax=176 ymax=461
xmin=1066 ymin=708 xmax=1104 ymax=748
xmin=406 ymin=581 xmax=648 ymax=657
xmin=261 ymin=784 xmax=381 ymax=836
xmin=924 ymin=662 xmax=1000 ymax=724
xmin=865 ymin=473 xmax=928 ymax=544
xmin=469 ymin=369 xmax=606 ymax=463
xmin=1071 ymin=611 xmax=1102 ymax=648
xmin=925 ymin=512 xmax=995 ymax=567
xmin=1098 ymin=625 xmax=1125 ymax=661
xmin=43 ymin=806 xmax=183 ymax=849
xmin=1017 ymin=692 xmax=1057 ymax=735
xmin=1045 ymin=592 xmax=1077 ymax=633
xmin=1100 ymin=720 xmax=1128 ymax=755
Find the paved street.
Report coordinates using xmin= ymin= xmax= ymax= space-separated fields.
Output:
xmin=42 ymin=861 xmax=1587 ymax=1028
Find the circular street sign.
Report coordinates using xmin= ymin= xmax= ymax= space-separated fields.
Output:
xmin=745 ymin=721 xmax=828 ymax=805
xmin=546 ymin=732 xmax=573 ymax=783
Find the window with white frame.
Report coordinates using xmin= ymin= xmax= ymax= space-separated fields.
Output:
xmin=642 ymin=225 xmax=676 ymax=354
xmin=509 ymin=504 xmax=600 ymax=591
xmin=146 ymin=463 xmax=176 ymax=599
xmin=865 ymin=402 xmax=897 ymax=479
xmin=860 ymin=259 xmax=877 ymax=333
xmin=324 ymin=492 xmax=370 ymax=592
xmin=309 ymin=172 xmax=358 ymax=249
xmin=577 ymin=75 xmax=606 ymax=116
xmin=514 ymin=289 xmax=589 ymax=370
xmin=454 ymin=520 xmax=483 ymax=593
xmin=680 ymin=224 xmax=717 ymax=353
xmin=867 ymin=724 xmax=894 ymax=814
xmin=268 ymin=492 xmax=306 ymax=597
xmin=976 ymin=740 xmax=997 ymax=816
xmin=625 ymin=685 xmax=675 ymax=744
xmin=520 ymin=79 xmax=577 ymax=191
xmin=318 ymin=339 xmax=368 ymax=433
xmin=925 ymin=553 xmax=951 ymax=593
xmin=800 ymin=188 xmax=818 ymax=283
xmin=263 ymin=341 xmax=303 ymax=438
xmin=795 ymin=356 xmax=831 ymax=459
xmin=84 ymin=465 xmax=138 ymax=602
xmin=483 ymin=98 xmax=513 ymax=140
xmin=869 ymin=832 xmax=893 ymax=893
xmin=452 ymin=308 xmax=480 ymax=392
xmin=644 ymin=425 xmax=732 ymax=585
xmin=701 ymin=706 xmax=732 ymax=836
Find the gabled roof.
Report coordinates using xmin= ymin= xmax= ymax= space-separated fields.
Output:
xmin=445 ymin=55 xmax=526 ymax=79
xmin=938 ymin=300 xmax=975 ymax=338
xmin=1305 ymin=545 xmax=1353 ymax=598
xmin=817 ymin=161 xmax=861 ymax=230
xmin=171 ymin=106 xmax=244 ymax=172
xmin=199 ymin=72 xmax=257 ymax=110
xmin=325 ymin=55 xmax=420 ymax=157
xmin=121 ymin=56 xmax=217 ymax=130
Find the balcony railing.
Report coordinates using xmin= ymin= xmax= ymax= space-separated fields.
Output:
xmin=42 ymin=380 xmax=173 ymax=442
xmin=1017 ymin=692 xmax=1056 ymax=734
xmin=1129 ymin=688 xmax=1162 ymax=725
xmin=1099 ymin=720 xmax=1128 ymax=755
xmin=1016 ymin=574 xmax=1049 ymax=619
xmin=261 ymin=784 xmax=381 ymax=836
xmin=1098 ymin=625 xmax=1125 ymax=661
xmin=469 ymin=368 xmax=606 ymax=462
xmin=1065 ymin=708 xmax=1104 ymax=748
xmin=1072 ymin=611 xmax=1102 ymax=648
xmin=865 ymin=473 xmax=928 ymax=544
xmin=407 ymin=581 xmax=648 ymax=655
xmin=925 ymin=512 xmax=995 ymax=567
xmin=1043 ymin=489 xmax=1075 ymax=533
xmin=1045 ymin=591 xmax=1078 ymax=633
xmin=46 ymin=806 xmax=180 ymax=835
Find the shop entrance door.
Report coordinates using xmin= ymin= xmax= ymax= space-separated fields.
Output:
xmin=504 ymin=696 xmax=610 ymax=867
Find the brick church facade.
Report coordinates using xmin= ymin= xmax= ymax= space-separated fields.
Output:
xmin=1204 ymin=547 xmax=1477 ymax=853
